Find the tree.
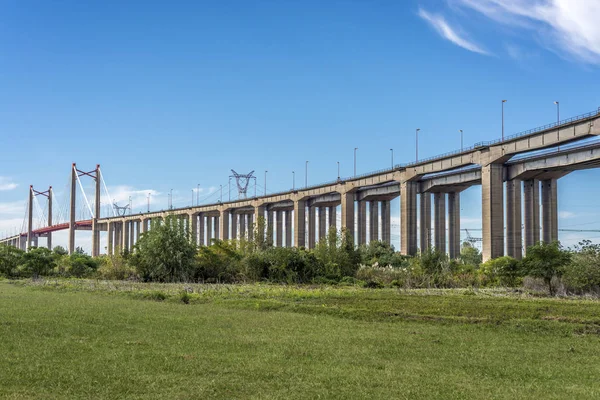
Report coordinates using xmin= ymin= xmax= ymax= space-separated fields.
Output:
xmin=21 ymin=247 xmax=55 ymax=278
xmin=460 ymin=242 xmax=482 ymax=267
xmin=521 ymin=241 xmax=571 ymax=295
xmin=52 ymin=246 xmax=68 ymax=256
xmin=0 ymin=244 xmax=24 ymax=278
xmin=129 ymin=215 xmax=197 ymax=282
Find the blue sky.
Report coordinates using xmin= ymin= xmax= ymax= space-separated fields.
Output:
xmin=1 ymin=0 xmax=600 ymax=251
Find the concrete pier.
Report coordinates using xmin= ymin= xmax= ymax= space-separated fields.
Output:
xmin=482 ymin=164 xmax=504 ymax=261
xmin=381 ymin=200 xmax=391 ymax=245
xmin=433 ymin=193 xmax=446 ymax=253
xmin=401 ymin=181 xmax=418 ymax=255
xmin=524 ymin=179 xmax=540 ymax=253
xmin=506 ymin=180 xmax=522 ymax=259
xmin=358 ymin=200 xmax=367 ymax=245
xmin=447 ymin=192 xmax=460 ymax=259
xmin=318 ymin=206 xmax=327 ymax=241
xmin=419 ymin=192 xmax=431 ymax=253
xmin=294 ymin=200 xmax=306 ymax=248
xmin=285 ymin=210 xmax=292 ymax=247
xmin=276 ymin=210 xmax=283 ymax=247
xmin=369 ymin=201 xmax=378 ymax=242
xmin=541 ymin=179 xmax=558 ymax=243
xmin=308 ymin=206 xmax=316 ymax=248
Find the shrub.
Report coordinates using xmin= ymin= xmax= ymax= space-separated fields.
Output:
xmin=0 ymin=245 xmax=24 ymax=278
xmin=562 ymin=240 xmax=600 ymax=294
xmin=195 ymin=240 xmax=243 ymax=283
xmin=97 ymin=254 xmax=137 ymax=280
xmin=129 ymin=216 xmax=197 ymax=282
xmin=479 ymin=256 xmax=522 ymax=287
xmin=521 ymin=241 xmax=571 ymax=295
xmin=356 ymin=264 xmax=409 ymax=286
xmin=20 ymin=247 xmax=55 ymax=278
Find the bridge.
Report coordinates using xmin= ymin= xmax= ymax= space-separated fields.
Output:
xmin=2 ymin=107 xmax=600 ymax=261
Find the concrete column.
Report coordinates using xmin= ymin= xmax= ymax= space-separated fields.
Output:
xmin=482 ymin=164 xmax=504 ymax=261
xmin=276 ymin=210 xmax=283 ymax=247
xmin=141 ymin=218 xmax=148 ymax=234
xmin=69 ymin=164 xmax=76 ymax=254
xmin=524 ymin=179 xmax=540 ymax=253
xmin=318 ymin=207 xmax=327 ymax=241
xmin=294 ymin=200 xmax=306 ymax=247
xmin=107 ymin=222 xmax=114 ymax=255
xmin=206 ymin=216 xmax=213 ymax=244
xmin=114 ymin=223 xmax=121 ymax=253
xmin=340 ymin=192 xmax=355 ymax=243
xmin=247 ymin=214 xmax=254 ymax=241
xmin=448 ymin=192 xmax=460 ymax=259
xmin=27 ymin=186 xmax=33 ymax=251
xmin=401 ymin=181 xmax=418 ymax=256
xmin=122 ymin=221 xmax=129 ymax=252
xmin=266 ymin=209 xmax=274 ymax=245
xmin=541 ymin=179 xmax=558 ymax=243
xmin=189 ymin=214 xmax=197 ymax=244
xmin=285 ymin=210 xmax=292 ymax=247
xmin=239 ymin=214 xmax=246 ymax=240
xmin=198 ymin=214 xmax=205 ymax=246
xmin=419 ymin=193 xmax=431 ymax=252
xmin=506 ymin=179 xmax=522 ymax=259
xmin=219 ymin=211 xmax=229 ymax=241
xmin=135 ymin=220 xmax=141 ymax=246
xmin=214 ymin=215 xmax=220 ymax=240
xmin=255 ymin=205 xmax=265 ymax=244
xmin=328 ymin=206 xmax=337 ymax=229
xmin=308 ymin=206 xmax=316 ymax=249
xmin=129 ymin=220 xmax=135 ymax=250
xmin=231 ymin=213 xmax=238 ymax=240
xmin=47 ymin=187 xmax=53 ymax=250
xmin=381 ymin=200 xmax=391 ymax=245
xmin=357 ymin=201 xmax=367 ymax=245
xmin=369 ymin=201 xmax=379 ymax=242
xmin=92 ymin=165 xmax=101 ymax=257
xmin=433 ymin=193 xmax=446 ymax=254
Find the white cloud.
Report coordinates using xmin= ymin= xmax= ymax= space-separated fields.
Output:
xmin=418 ymin=8 xmax=491 ymax=55
xmin=457 ymin=0 xmax=600 ymax=64
xmin=0 ymin=177 xmax=17 ymax=191
xmin=558 ymin=210 xmax=576 ymax=219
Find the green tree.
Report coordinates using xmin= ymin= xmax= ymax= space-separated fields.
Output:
xmin=21 ymin=247 xmax=55 ymax=278
xmin=479 ymin=256 xmax=522 ymax=287
xmin=52 ymin=246 xmax=68 ymax=256
xmin=0 ymin=244 xmax=25 ymax=278
xmin=129 ymin=215 xmax=197 ymax=282
xmin=521 ymin=241 xmax=571 ymax=295
xmin=563 ymin=240 xmax=600 ymax=294
xmin=460 ymin=242 xmax=482 ymax=267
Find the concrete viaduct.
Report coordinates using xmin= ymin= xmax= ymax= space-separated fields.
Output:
xmin=2 ymin=108 xmax=600 ymax=261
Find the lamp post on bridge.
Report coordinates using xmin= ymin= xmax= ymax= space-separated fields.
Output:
xmin=264 ymin=170 xmax=268 ymax=196
xmin=415 ymin=128 xmax=421 ymax=162
xmin=354 ymin=147 xmax=358 ymax=177
xmin=147 ymin=193 xmax=150 ymax=212
xmin=459 ymin=130 xmax=463 ymax=152
xmin=197 ymin=184 xmax=200 ymax=206
xmin=390 ymin=149 xmax=393 ymax=169
xmin=305 ymin=161 xmax=308 ymax=188
xmin=337 ymin=161 xmax=340 ymax=180
xmin=555 ymin=101 xmax=560 ymax=151
xmin=292 ymin=171 xmax=295 ymax=190
xmin=502 ymin=99 xmax=507 ymax=141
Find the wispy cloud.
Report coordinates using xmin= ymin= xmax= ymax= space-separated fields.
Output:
xmin=418 ymin=8 xmax=491 ymax=55
xmin=456 ymin=0 xmax=600 ymax=64
xmin=0 ymin=177 xmax=17 ymax=191
xmin=559 ymin=210 xmax=576 ymax=219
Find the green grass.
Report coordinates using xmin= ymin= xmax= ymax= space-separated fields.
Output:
xmin=1 ymin=280 xmax=599 ymax=399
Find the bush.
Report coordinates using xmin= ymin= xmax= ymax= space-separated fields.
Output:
xmin=479 ymin=256 xmax=522 ymax=287
xmin=129 ymin=216 xmax=197 ymax=282
xmin=97 ymin=254 xmax=137 ymax=280
xmin=195 ymin=240 xmax=243 ymax=283
xmin=359 ymin=241 xmax=409 ymax=268
xmin=562 ymin=240 xmax=600 ymax=294
xmin=0 ymin=245 xmax=24 ymax=278
xmin=356 ymin=264 xmax=409 ymax=286
xmin=521 ymin=241 xmax=571 ymax=295
xmin=20 ymin=247 xmax=55 ymax=278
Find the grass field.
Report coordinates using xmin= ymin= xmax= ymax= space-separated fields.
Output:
xmin=1 ymin=280 xmax=599 ymax=399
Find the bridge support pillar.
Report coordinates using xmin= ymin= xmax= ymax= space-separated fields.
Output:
xmin=482 ymin=164 xmax=504 ymax=261
xmin=266 ymin=209 xmax=273 ymax=246
xmin=401 ymin=181 xmax=418 ymax=256
xmin=381 ymin=200 xmax=391 ymax=245
xmin=254 ymin=206 xmax=265 ymax=244
xmin=68 ymin=164 xmax=77 ymax=255
xmin=294 ymin=200 xmax=306 ymax=247
xmin=328 ymin=206 xmax=337 ymax=229
xmin=239 ymin=214 xmax=246 ymax=240
xmin=506 ymin=180 xmax=522 ymax=259
xmin=214 ymin=215 xmax=220 ymax=240
xmin=129 ymin=220 xmax=135 ymax=251
xmin=357 ymin=200 xmax=367 ymax=245
xmin=122 ymin=221 xmax=129 ymax=252
xmin=434 ymin=193 xmax=446 ymax=254
xmin=230 ymin=213 xmax=238 ymax=242
xmin=541 ymin=179 xmax=558 ymax=244
xmin=285 ymin=210 xmax=292 ymax=247
xmin=198 ymin=214 xmax=205 ymax=246
xmin=107 ymin=222 xmax=114 ymax=255
xmin=340 ymin=192 xmax=355 ymax=244
xmin=419 ymin=193 xmax=431 ymax=253
xmin=308 ymin=206 xmax=316 ymax=249
xmin=276 ymin=210 xmax=283 ymax=247
xmin=207 ymin=216 xmax=214 ymax=244
xmin=448 ymin=192 xmax=460 ymax=259
xmin=248 ymin=213 xmax=254 ymax=241
xmin=369 ymin=201 xmax=379 ymax=242
xmin=524 ymin=179 xmax=540 ymax=254
xmin=318 ymin=207 xmax=327 ymax=241
xmin=219 ymin=211 xmax=229 ymax=241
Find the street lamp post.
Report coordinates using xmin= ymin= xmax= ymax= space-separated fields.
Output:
xmin=390 ymin=149 xmax=394 ymax=169
xmin=554 ymin=101 xmax=560 ymax=150
xmin=305 ymin=161 xmax=308 ymax=188
xmin=264 ymin=170 xmax=268 ymax=196
xmin=147 ymin=193 xmax=150 ymax=212
xmin=354 ymin=147 xmax=358 ymax=177
xmin=459 ymin=130 xmax=463 ymax=152
xmin=170 ymin=189 xmax=173 ymax=209
xmin=337 ymin=161 xmax=340 ymax=180
xmin=197 ymin=184 xmax=200 ymax=206
xmin=416 ymin=128 xmax=421 ymax=162
xmin=502 ymin=100 xmax=507 ymax=141
xmin=292 ymin=171 xmax=295 ymax=190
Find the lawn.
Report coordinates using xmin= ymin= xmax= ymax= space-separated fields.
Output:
xmin=0 ymin=280 xmax=599 ymax=399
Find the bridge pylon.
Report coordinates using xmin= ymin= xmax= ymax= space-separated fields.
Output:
xmin=69 ymin=163 xmax=102 ymax=256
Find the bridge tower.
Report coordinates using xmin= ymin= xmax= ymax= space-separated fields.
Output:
xmin=27 ymin=186 xmax=53 ymax=251
xmin=69 ymin=164 xmax=101 ymax=256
